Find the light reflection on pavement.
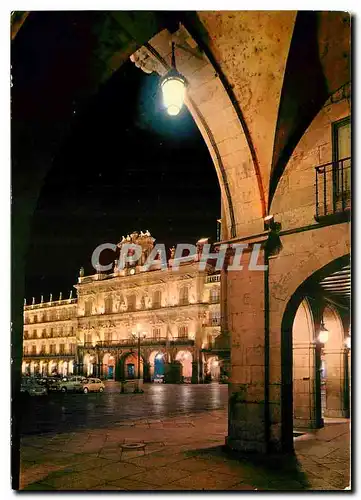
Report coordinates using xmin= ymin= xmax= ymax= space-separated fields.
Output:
xmin=20 ymin=382 xmax=228 ymax=436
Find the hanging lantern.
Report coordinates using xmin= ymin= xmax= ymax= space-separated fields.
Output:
xmin=318 ymin=319 xmax=329 ymax=344
xmin=160 ymin=42 xmax=187 ymax=116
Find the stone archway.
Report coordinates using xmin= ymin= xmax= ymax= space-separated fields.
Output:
xmin=11 ymin=16 xmax=351 ymax=490
xmin=83 ymin=353 xmax=96 ymax=377
xmin=148 ymin=350 xmax=166 ymax=381
xmin=175 ymin=350 xmax=193 ymax=381
xmin=102 ymin=352 xmax=116 ymax=380
xmin=207 ymin=356 xmax=221 ymax=382
xmin=292 ymin=298 xmax=319 ymax=429
xmin=281 ymin=253 xmax=350 ymax=450
xmin=122 ymin=351 xmax=144 ymax=380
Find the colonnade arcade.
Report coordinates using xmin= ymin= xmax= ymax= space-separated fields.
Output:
xmin=22 ymin=359 xmax=74 ymax=377
xmin=76 ymin=346 xmax=222 ymax=384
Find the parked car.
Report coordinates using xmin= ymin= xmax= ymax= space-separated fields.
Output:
xmin=45 ymin=377 xmax=62 ymax=391
xmin=21 ymin=378 xmax=48 ymax=396
xmin=153 ymin=374 xmax=164 ymax=383
xmin=57 ymin=376 xmax=87 ymax=393
xmin=81 ymin=378 xmax=105 ymax=393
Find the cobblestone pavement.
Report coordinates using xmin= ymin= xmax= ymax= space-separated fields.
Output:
xmin=20 ymin=382 xmax=228 ymax=436
xmin=19 ymin=385 xmax=350 ymax=491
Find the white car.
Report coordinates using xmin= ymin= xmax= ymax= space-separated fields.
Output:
xmin=82 ymin=378 xmax=105 ymax=393
xmin=58 ymin=376 xmax=87 ymax=393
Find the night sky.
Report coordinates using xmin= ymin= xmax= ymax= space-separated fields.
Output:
xmin=23 ymin=59 xmax=220 ymax=301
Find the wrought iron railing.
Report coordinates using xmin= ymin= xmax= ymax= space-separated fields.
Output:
xmin=206 ymin=274 xmax=221 ymax=284
xmin=204 ymin=318 xmax=221 ymax=327
xmin=315 ymin=157 xmax=351 ymax=219
xmin=83 ymin=337 xmax=195 ymax=349
xmin=23 ymin=352 xmax=75 ymax=358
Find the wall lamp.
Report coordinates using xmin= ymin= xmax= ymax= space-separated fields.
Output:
xmin=317 ymin=319 xmax=329 ymax=344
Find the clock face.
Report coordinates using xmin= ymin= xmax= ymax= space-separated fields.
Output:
xmin=130 ymin=268 xmax=135 ymax=275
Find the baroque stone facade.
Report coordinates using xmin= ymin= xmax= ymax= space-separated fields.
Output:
xmin=22 ymin=235 xmax=223 ymax=383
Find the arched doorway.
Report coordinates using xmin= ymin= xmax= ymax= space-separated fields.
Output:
xmin=48 ymin=360 xmax=57 ymax=376
xmin=207 ymin=356 xmax=221 ymax=382
xmin=103 ymin=353 xmax=116 ymax=380
xmin=149 ymin=351 xmax=166 ymax=381
xmin=123 ymin=352 xmax=143 ymax=380
xmin=40 ymin=361 xmax=48 ymax=377
xmin=176 ymin=351 xmax=192 ymax=382
xmin=321 ymin=305 xmax=348 ymax=419
xmin=83 ymin=354 xmax=95 ymax=377
xmin=68 ymin=360 xmax=74 ymax=375
xmin=282 ymin=255 xmax=350 ymax=445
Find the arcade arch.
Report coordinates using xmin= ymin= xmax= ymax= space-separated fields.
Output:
xmin=176 ymin=350 xmax=193 ymax=380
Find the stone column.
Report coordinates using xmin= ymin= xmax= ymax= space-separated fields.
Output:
xmin=143 ymin=362 xmax=151 ymax=383
xmin=323 ymin=348 xmax=348 ymax=417
xmin=293 ymin=341 xmax=321 ymax=429
xmin=191 ymin=361 xmax=199 ymax=384
xmin=226 ymin=249 xmax=268 ymax=453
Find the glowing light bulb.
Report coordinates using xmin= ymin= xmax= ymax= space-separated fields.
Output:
xmin=161 ymin=73 xmax=187 ymax=117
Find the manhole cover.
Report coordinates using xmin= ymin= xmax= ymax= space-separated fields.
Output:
xmin=120 ymin=442 xmax=146 ymax=450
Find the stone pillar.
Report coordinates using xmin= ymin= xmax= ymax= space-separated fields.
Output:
xmin=115 ymin=357 xmax=123 ymax=381
xmin=143 ymin=362 xmax=151 ymax=383
xmin=293 ymin=341 xmax=321 ymax=429
xmin=191 ymin=361 xmax=199 ymax=384
xmin=323 ymin=348 xmax=348 ymax=417
xmin=226 ymin=249 xmax=269 ymax=454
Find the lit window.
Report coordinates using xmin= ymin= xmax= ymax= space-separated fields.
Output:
xmin=178 ymin=326 xmax=188 ymax=338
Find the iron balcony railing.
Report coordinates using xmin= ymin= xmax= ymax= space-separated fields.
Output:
xmin=23 ymin=352 xmax=75 ymax=358
xmin=204 ymin=318 xmax=221 ymax=327
xmin=315 ymin=157 xmax=351 ymax=220
xmin=83 ymin=337 xmax=195 ymax=349
xmin=206 ymin=274 xmax=221 ymax=284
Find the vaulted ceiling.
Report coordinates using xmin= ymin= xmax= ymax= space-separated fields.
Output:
xmin=12 ymin=11 xmax=351 ymax=231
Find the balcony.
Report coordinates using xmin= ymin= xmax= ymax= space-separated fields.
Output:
xmin=204 ymin=318 xmax=221 ymax=327
xmin=315 ymin=157 xmax=351 ymax=222
xmin=23 ymin=352 xmax=75 ymax=358
xmin=206 ymin=274 xmax=220 ymax=284
xmin=83 ymin=337 xmax=195 ymax=349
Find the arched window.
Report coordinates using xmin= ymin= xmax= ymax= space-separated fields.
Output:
xmin=127 ymin=294 xmax=136 ymax=312
xmin=179 ymin=286 xmax=189 ymax=306
xmin=84 ymin=300 xmax=92 ymax=316
xmin=210 ymin=310 xmax=221 ymax=326
xmin=153 ymin=290 xmax=162 ymax=309
xmin=178 ymin=325 xmax=188 ymax=338
xmin=152 ymin=328 xmax=161 ymax=340
xmin=104 ymin=296 xmax=113 ymax=314
xmin=210 ymin=287 xmax=220 ymax=303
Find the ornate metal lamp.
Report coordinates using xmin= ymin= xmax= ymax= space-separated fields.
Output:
xmin=318 ymin=319 xmax=329 ymax=344
xmin=160 ymin=42 xmax=187 ymax=116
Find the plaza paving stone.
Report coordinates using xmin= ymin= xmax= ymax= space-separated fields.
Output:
xmin=19 ymin=406 xmax=351 ymax=491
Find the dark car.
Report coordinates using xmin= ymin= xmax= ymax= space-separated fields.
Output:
xmin=21 ymin=378 xmax=48 ymax=396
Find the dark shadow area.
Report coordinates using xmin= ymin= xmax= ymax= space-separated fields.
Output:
xmin=186 ymin=445 xmax=310 ymax=490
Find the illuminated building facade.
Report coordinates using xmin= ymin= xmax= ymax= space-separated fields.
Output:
xmin=22 ymin=234 xmax=223 ymax=383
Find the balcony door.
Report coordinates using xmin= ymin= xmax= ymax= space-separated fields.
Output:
xmin=332 ymin=117 xmax=351 ymax=208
